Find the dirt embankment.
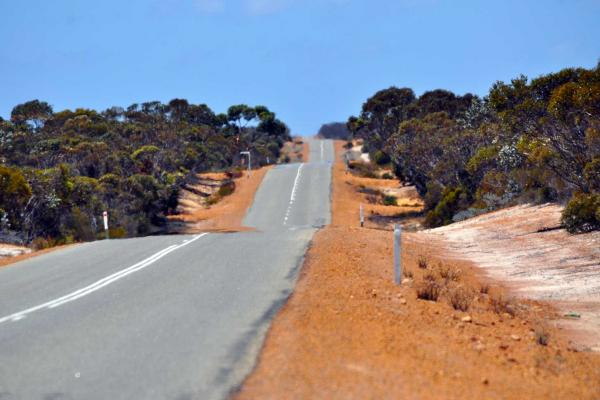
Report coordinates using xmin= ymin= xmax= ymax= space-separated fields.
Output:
xmin=168 ymin=167 xmax=271 ymax=233
xmin=169 ymin=139 xmax=309 ymax=233
xmin=235 ymin=141 xmax=600 ymax=399
xmin=280 ymin=137 xmax=308 ymax=163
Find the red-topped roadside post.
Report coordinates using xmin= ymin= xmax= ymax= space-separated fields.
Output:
xmin=103 ymin=211 xmax=109 ymax=240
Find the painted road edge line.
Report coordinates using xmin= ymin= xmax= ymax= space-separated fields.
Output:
xmin=0 ymin=233 xmax=208 ymax=324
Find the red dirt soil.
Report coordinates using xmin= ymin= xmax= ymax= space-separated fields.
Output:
xmin=235 ymin=141 xmax=600 ymax=399
xmin=168 ymin=166 xmax=271 ymax=233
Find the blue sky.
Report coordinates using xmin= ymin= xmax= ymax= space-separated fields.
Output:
xmin=1 ymin=0 xmax=599 ymax=134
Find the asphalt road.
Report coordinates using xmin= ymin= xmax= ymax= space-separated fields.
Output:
xmin=0 ymin=138 xmax=334 ymax=400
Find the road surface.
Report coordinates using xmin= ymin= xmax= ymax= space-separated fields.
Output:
xmin=0 ymin=138 xmax=334 ymax=400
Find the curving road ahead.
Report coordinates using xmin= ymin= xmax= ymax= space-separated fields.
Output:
xmin=0 ymin=138 xmax=334 ymax=400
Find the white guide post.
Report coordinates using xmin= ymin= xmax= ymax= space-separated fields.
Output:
xmin=103 ymin=211 xmax=109 ymax=240
xmin=394 ymin=224 xmax=402 ymax=285
xmin=360 ymin=204 xmax=364 ymax=227
xmin=240 ymin=151 xmax=251 ymax=178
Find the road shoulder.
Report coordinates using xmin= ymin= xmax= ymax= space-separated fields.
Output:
xmin=235 ymin=141 xmax=600 ymax=399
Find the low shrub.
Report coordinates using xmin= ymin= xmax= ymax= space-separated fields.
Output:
xmin=31 ymin=237 xmax=62 ymax=250
xmin=382 ymin=194 xmax=398 ymax=206
xmin=348 ymin=161 xmax=378 ymax=178
xmin=489 ymin=293 xmax=517 ymax=316
xmin=356 ymin=186 xmax=380 ymax=196
xmin=373 ymin=150 xmax=391 ymax=166
xmin=448 ymin=286 xmax=472 ymax=311
xmin=480 ymin=283 xmax=490 ymax=294
xmin=584 ymin=157 xmax=600 ymax=191
xmin=417 ymin=256 xmax=429 ymax=269
xmin=229 ymin=168 xmax=244 ymax=179
xmin=416 ymin=276 xmax=441 ymax=301
xmin=205 ymin=196 xmax=220 ymax=206
xmin=438 ymin=264 xmax=461 ymax=283
xmin=381 ymin=172 xmax=394 ymax=180
xmin=108 ymin=227 xmax=127 ymax=239
xmin=535 ymin=325 xmax=550 ymax=346
xmin=366 ymin=195 xmax=379 ymax=204
xmin=217 ymin=183 xmax=235 ymax=197
xmin=561 ymin=193 xmax=600 ymax=233
xmin=424 ymin=186 xmax=471 ymax=228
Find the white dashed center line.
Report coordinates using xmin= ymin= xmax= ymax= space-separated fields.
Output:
xmin=283 ymin=163 xmax=304 ymax=225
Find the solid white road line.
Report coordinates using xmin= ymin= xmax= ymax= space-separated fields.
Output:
xmin=0 ymin=233 xmax=208 ymax=324
xmin=284 ymin=163 xmax=304 ymax=225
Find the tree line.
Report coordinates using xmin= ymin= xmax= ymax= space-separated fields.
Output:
xmin=347 ymin=63 xmax=600 ymax=232
xmin=0 ymin=100 xmax=290 ymax=246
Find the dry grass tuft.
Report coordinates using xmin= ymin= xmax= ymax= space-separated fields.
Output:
xmin=417 ymin=255 xmax=429 ymax=269
xmin=438 ymin=264 xmax=461 ymax=283
xmin=479 ymin=283 xmax=490 ymax=294
xmin=416 ymin=275 xmax=441 ymax=301
xmin=489 ymin=293 xmax=517 ymax=316
xmin=448 ymin=286 xmax=473 ymax=311
xmin=535 ymin=325 xmax=550 ymax=346
xmin=423 ymin=271 xmax=437 ymax=281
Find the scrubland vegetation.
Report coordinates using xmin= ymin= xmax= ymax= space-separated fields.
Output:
xmin=316 ymin=122 xmax=350 ymax=140
xmin=348 ymin=63 xmax=600 ymax=232
xmin=0 ymin=100 xmax=290 ymax=246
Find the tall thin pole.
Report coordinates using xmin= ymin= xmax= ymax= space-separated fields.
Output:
xmin=103 ymin=211 xmax=109 ymax=240
xmin=394 ymin=224 xmax=402 ymax=284
xmin=360 ymin=204 xmax=364 ymax=227
xmin=240 ymin=151 xmax=251 ymax=178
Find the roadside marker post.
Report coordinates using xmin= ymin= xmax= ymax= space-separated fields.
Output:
xmin=240 ymin=151 xmax=251 ymax=178
xmin=394 ymin=224 xmax=402 ymax=285
xmin=103 ymin=211 xmax=109 ymax=240
xmin=360 ymin=204 xmax=364 ymax=227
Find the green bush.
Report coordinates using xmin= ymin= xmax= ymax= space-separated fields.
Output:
xmin=382 ymin=194 xmax=397 ymax=206
xmin=108 ymin=227 xmax=127 ymax=239
xmin=348 ymin=161 xmax=377 ymax=178
xmin=217 ymin=183 xmax=235 ymax=197
xmin=423 ymin=182 xmax=443 ymax=211
xmin=381 ymin=172 xmax=394 ymax=180
xmin=373 ymin=150 xmax=391 ymax=166
xmin=65 ymin=206 xmax=97 ymax=242
xmin=584 ymin=157 xmax=600 ymax=192
xmin=424 ymin=187 xmax=469 ymax=228
xmin=31 ymin=236 xmax=63 ymax=250
xmin=561 ymin=193 xmax=600 ymax=233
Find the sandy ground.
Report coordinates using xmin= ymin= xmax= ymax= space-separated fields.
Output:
xmin=416 ymin=204 xmax=600 ymax=351
xmin=0 ymin=245 xmax=74 ymax=269
xmin=235 ymin=140 xmax=600 ymax=399
xmin=0 ymin=243 xmax=31 ymax=258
